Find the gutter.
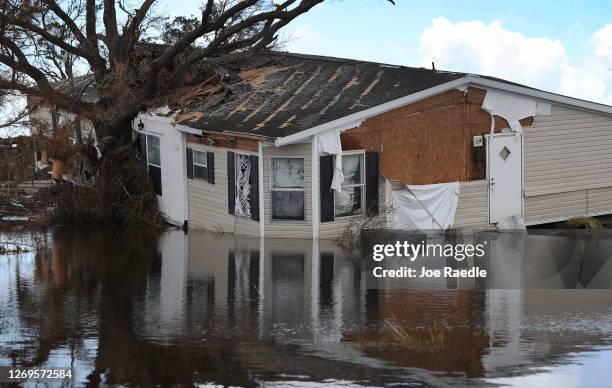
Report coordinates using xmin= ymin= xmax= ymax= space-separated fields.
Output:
xmin=175 ymin=124 xmax=272 ymax=141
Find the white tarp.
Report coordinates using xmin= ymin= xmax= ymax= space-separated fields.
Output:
xmin=482 ymin=90 xmax=536 ymax=134
xmin=317 ymin=130 xmax=344 ymax=192
xmin=392 ymin=182 xmax=460 ymax=230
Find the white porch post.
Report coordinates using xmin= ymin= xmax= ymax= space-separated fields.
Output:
xmin=258 ymin=141 xmax=265 ymax=237
xmin=311 ymin=135 xmax=320 ymax=239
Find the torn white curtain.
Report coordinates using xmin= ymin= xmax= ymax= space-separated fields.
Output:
xmin=234 ymin=155 xmax=251 ymax=217
xmin=317 ymin=130 xmax=344 ymax=192
xmin=392 ymin=182 xmax=460 ymax=230
xmin=481 ymin=90 xmax=536 ymax=134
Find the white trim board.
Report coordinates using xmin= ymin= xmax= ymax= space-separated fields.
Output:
xmin=274 ymin=76 xmax=612 ymax=147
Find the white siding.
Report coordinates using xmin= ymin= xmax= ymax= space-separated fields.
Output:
xmin=187 ymin=142 xmax=259 ymax=236
xmin=524 ymin=187 xmax=612 ymax=225
xmin=523 ymin=105 xmax=612 ymax=224
xmin=525 ymin=105 xmax=612 ymax=196
xmin=587 ymin=187 xmax=612 ymax=216
xmin=454 ymin=180 xmax=489 ymax=228
xmin=263 ymin=143 xmax=313 ymax=238
xmin=524 ymin=190 xmax=587 ymax=225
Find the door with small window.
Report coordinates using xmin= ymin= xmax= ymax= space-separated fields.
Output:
xmin=487 ymin=133 xmax=523 ymax=223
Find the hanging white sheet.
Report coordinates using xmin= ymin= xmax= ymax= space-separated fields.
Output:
xmin=317 ymin=130 xmax=344 ymax=192
xmin=392 ymin=181 xmax=460 ymax=230
xmin=481 ymin=90 xmax=536 ymax=134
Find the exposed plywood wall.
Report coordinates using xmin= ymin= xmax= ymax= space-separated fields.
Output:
xmin=341 ymin=87 xmax=532 ymax=185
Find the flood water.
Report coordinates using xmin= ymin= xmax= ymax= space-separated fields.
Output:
xmin=1 ymin=228 xmax=612 ymax=387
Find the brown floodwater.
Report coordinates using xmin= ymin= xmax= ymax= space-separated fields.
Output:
xmin=1 ymin=228 xmax=612 ymax=387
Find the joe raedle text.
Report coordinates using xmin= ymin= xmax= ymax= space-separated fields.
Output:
xmin=371 ymin=241 xmax=488 ymax=279
xmin=372 ymin=266 xmax=487 ymax=279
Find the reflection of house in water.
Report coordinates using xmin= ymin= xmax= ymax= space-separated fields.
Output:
xmin=3 ymin=229 xmax=612 ymax=385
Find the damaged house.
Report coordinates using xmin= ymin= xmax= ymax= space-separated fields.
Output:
xmin=30 ymin=51 xmax=612 ymax=238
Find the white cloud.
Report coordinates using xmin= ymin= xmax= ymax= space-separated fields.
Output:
xmin=416 ymin=17 xmax=612 ymax=105
xmin=592 ymin=24 xmax=612 ymax=58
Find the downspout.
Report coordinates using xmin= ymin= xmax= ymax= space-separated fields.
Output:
xmin=464 ymin=95 xmax=469 ymax=180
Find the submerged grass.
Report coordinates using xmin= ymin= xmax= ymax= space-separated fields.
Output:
xmin=383 ymin=313 xmax=446 ymax=352
xmin=353 ymin=313 xmax=447 ymax=353
xmin=564 ymin=217 xmax=603 ymax=231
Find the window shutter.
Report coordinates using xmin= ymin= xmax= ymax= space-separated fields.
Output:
xmin=186 ymin=148 xmax=193 ymax=179
xmin=137 ymin=133 xmax=147 ymax=162
xmin=320 ymin=155 xmax=335 ymax=222
xmin=207 ymin=152 xmax=215 ymax=184
xmin=249 ymin=155 xmax=259 ymax=221
xmin=365 ymin=151 xmax=380 ymax=216
xmin=227 ymin=151 xmax=235 ymax=215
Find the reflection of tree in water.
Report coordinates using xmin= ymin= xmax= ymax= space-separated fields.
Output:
xmin=7 ymin=229 xmax=160 ymax=377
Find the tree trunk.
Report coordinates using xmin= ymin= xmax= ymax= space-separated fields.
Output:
xmin=53 ymin=121 xmax=160 ymax=226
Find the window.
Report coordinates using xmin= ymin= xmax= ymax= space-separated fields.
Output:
xmin=334 ymin=153 xmax=364 ymax=217
xmin=146 ymin=134 xmax=161 ymax=167
xmin=271 ymin=158 xmax=305 ymax=220
xmin=234 ymin=154 xmax=251 ymax=217
xmin=143 ymin=134 xmax=162 ymax=196
xmin=193 ymin=150 xmax=208 ymax=180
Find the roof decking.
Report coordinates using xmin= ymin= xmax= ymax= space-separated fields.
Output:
xmin=175 ymin=52 xmax=470 ymax=138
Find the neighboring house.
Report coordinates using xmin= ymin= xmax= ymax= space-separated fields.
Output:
xmin=132 ymin=51 xmax=612 ymax=237
xmin=27 ymin=76 xmax=98 ymax=176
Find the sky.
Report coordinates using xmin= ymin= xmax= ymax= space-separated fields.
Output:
xmin=274 ymin=0 xmax=612 ymax=105
xmin=284 ymin=0 xmax=612 ymax=105
xmin=3 ymin=0 xmax=612 ymax=137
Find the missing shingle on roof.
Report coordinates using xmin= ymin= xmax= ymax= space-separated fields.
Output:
xmin=254 ymin=65 xmax=323 ymax=131
xmin=319 ymin=74 xmax=361 ymax=116
xmin=175 ymin=110 xmax=205 ymax=124
xmin=280 ymin=115 xmax=297 ymax=129
xmin=349 ymin=69 xmax=384 ymax=110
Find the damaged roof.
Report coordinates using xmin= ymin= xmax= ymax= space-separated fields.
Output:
xmin=175 ymin=51 xmax=474 ymax=138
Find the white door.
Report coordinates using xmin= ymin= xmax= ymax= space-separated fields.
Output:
xmin=487 ymin=133 xmax=523 ymax=224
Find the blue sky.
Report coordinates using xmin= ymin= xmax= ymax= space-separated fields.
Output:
xmin=2 ymin=0 xmax=612 ymax=137
xmin=164 ymin=0 xmax=612 ymax=104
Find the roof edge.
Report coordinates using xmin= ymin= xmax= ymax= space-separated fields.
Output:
xmin=275 ymin=76 xmax=612 ymax=147
xmin=467 ymin=76 xmax=612 ymax=115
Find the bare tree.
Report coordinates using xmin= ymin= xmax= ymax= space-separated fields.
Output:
xmin=0 ymin=0 xmax=394 ymax=224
